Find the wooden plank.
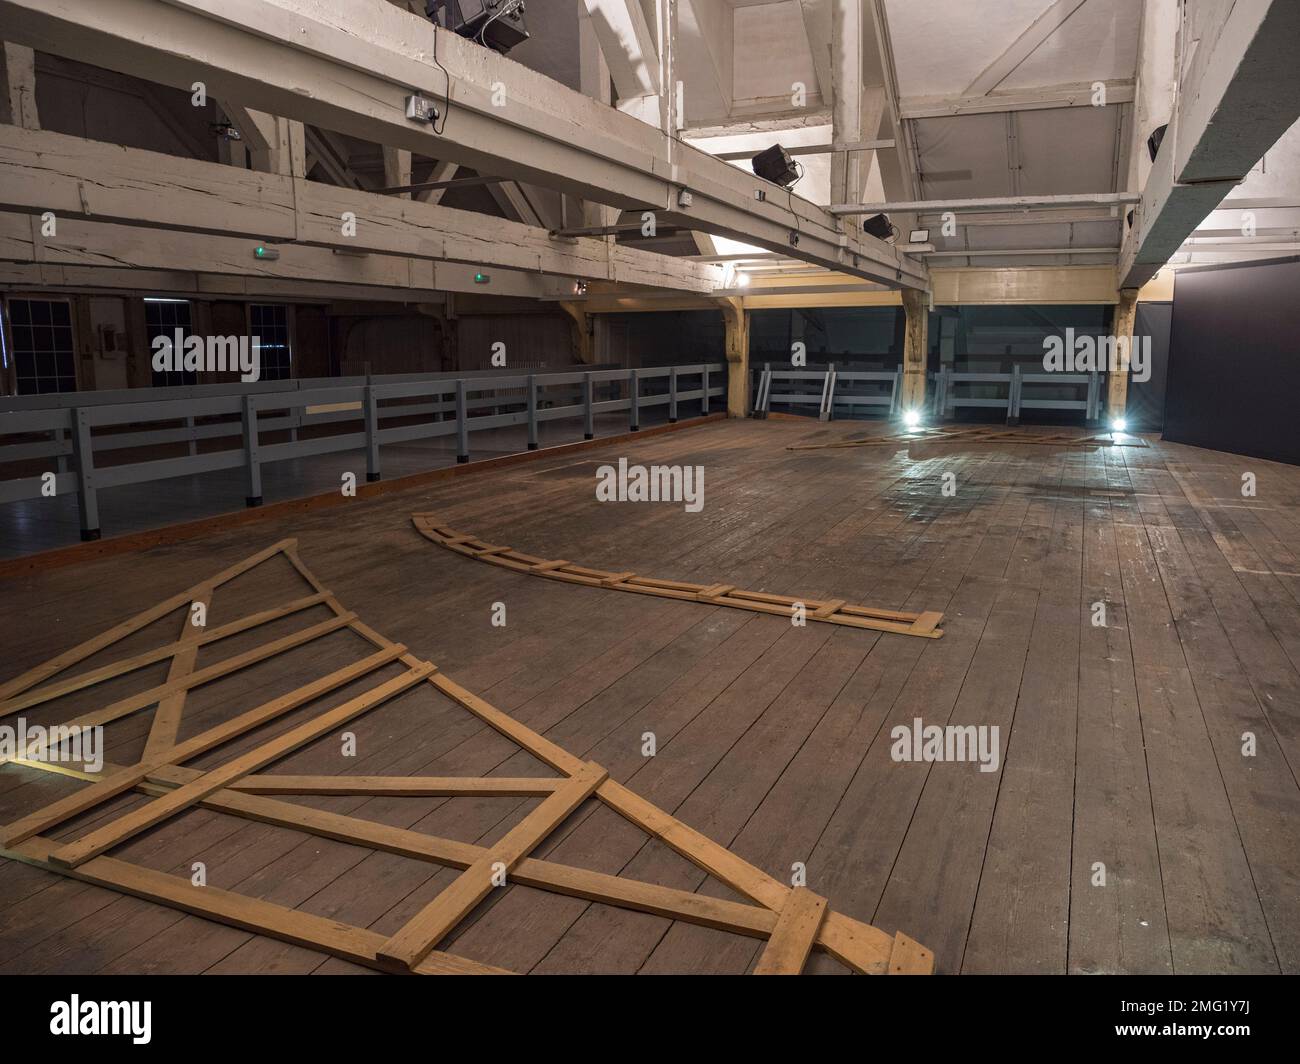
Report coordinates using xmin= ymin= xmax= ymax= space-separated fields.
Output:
xmin=47 ymin=663 xmax=434 ymax=867
xmin=2 ymin=837 xmax=508 ymax=975
xmin=128 ymin=763 xmax=788 ymax=940
xmin=888 ymin=931 xmax=936 ymax=974
xmin=753 ymin=887 xmax=827 ymax=974
xmin=0 ymin=538 xmax=296 ymax=702
xmin=230 ymin=775 xmax=563 ymax=797
xmin=411 ymin=514 xmax=944 ymax=639
xmin=1 ymin=645 xmax=405 ymax=847
xmin=376 ymin=761 xmax=607 ymax=970
xmin=596 ymin=778 xmax=895 ymax=973
xmin=6 ymin=611 xmax=359 ymax=764
xmin=0 ymin=592 xmax=328 ymax=716
xmin=141 ymin=586 xmax=211 ymax=759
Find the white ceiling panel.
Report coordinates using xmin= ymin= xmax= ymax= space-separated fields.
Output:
xmin=1015 ymin=105 xmax=1122 ymax=194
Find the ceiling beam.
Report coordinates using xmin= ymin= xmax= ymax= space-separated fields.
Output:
xmin=901 ymin=80 xmax=1135 ymax=120
xmin=0 ymin=125 xmax=724 ymax=294
xmin=963 ymin=0 xmax=1090 ymax=97
xmin=830 ymin=193 xmax=1140 ymax=216
xmin=0 ymin=0 xmax=924 ymax=288
xmin=1120 ymin=0 xmax=1300 ymax=287
xmin=0 ymin=211 xmax=570 ymax=299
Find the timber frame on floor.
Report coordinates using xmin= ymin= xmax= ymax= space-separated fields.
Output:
xmin=0 ymin=539 xmax=934 ymax=975
xmin=412 ymin=514 xmax=945 ymax=639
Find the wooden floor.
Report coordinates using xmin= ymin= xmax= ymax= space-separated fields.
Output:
xmin=2 ymin=416 xmax=1298 ymax=974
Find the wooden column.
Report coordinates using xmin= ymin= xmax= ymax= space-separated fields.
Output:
xmin=1108 ymin=287 xmax=1139 ymax=421
xmin=558 ymin=301 xmax=594 ymax=365
xmin=900 ymin=288 xmax=928 ymax=413
xmin=720 ymin=297 xmax=750 ymax=417
xmin=0 ymin=43 xmax=40 ymax=128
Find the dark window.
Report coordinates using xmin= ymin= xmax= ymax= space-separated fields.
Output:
xmin=8 ymin=298 xmax=77 ymax=394
xmin=145 ymin=299 xmax=196 ymax=387
xmin=250 ymin=304 xmax=292 ymax=381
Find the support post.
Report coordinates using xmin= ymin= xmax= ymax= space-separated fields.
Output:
xmin=1108 ymin=288 xmax=1139 ymax=424
xmin=559 ymin=301 xmax=595 ymax=364
xmin=583 ymin=372 xmax=595 ymax=439
xmin=628 ymin=369 xmax=640 ymax=431
xmin=526 ymin=373 xmax=539 ymax=449
xmin=701 ymin=364 xmax=710 ymax=416
xmin=668 ymin=365 xmax=678 ymax=423
xmin=1008 ymin=363 xmax=1022 ymax=425
xmin=363 ymin=384 xmax=381 ymax=481
xmin=241 ymin=394 xmax=262 ymax=506
xmin=900 ymin=289 xmax=928 ymax=416
xmin=455 ymin=379 xmax=469 ymax=463
xmin=719 ymin=298 xmax=750 ymax=417
xmin=70 ymin=407 xmax=99 ymax=541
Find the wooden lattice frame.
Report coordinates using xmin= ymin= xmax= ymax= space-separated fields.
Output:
xmin=787 ymin=427 xmax=1149 ymax=451
xmin=412 ymin=515 xmax=945 ymax=640
xmin=0 ymin=540 xmax=934 ymax=975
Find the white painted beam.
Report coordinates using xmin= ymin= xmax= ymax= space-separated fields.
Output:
xmin=0 ymin=0 xmax=924 ymax=288
xmin=0 ymin=125 xmax=724 ymax=294
xmin=0 ymin=42 xmax=39 ymax=128
xmin=1125 ymin=0 xmax=1178 ymax=193
xmin=830 ymin=193 xmax=1141 ymax=216
xmin=902 ymin=80 xmax=1136 ymax=120
xmin=963 ymin=0 xmax=1090 ymax=96
xmin=582 ymin=0 xmax=660 ymax=100
xmin=1120 ymin=0 xmax=1300 ymax=286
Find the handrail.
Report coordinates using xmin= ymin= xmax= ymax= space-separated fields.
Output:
xmin=0 ymin=364 xmax=725 ymax=541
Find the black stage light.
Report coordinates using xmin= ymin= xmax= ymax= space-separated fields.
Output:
xmin=751 ymin=143 xmax=800 ymax=188
xmin=1147 ymin=123 xmax=1168 ymax=162
xmin=862 ymin=213 xmax=894 ymax=240
xmin=428 ymin=0 xmax=529 ymax=54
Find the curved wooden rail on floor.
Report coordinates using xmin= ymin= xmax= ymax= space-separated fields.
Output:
xmin=411 ymin=514 xmax=945 ymax=640
xmin=0 ymin=540 xmax=934 ymax=975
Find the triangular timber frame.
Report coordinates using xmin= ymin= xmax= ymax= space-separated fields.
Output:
xmin=0 ymin=540 xmax=934 ymax=975
xmin=412 ymin=515 xmax=945 ymax=640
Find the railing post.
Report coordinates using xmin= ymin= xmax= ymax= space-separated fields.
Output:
xmin=56 ymin=426 xmax=70 ymax=474
xmin=668 ymin=366 xmax=678 ymax=423
xmin=583 ymin=372 xmax=595 ymax=440
xmin=526 ymin=373 xmax=539 ymax=450
xmin=1008 ymin=364 xmax=1022 ymax=425
xmin=363 ymin=384 xmax=381 ymax=482
xmin=241 ymin=394 xmax=262 ymax=506
xmin=628 ymin=368 xmax=640 ymax=431
xmin=1086 ymin=370 xmax=1101 ymax=423
xmin=455 ymin=378 xmax=469 ymax=463
xmin=70 ymin=407 xmax=100 ymax=541
xmin=184 ymin=415 xmax=198 ymax=457
xmin=701 ymin=365 xmax=710 ymax=416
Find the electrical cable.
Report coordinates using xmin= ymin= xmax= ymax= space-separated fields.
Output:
xmin=431 ymin=24 xmax=451 ymax=135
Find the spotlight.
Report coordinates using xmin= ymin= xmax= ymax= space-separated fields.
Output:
xmin=862 ymin=213 xmax=895 ymax=241
xmin=1111 ymin=416 xmax=1127 ymax=433
xmin=751 ymin=143 xmax=800 ymax=189
xmin=902 ymin=409 xmax=922 ymax=430
xmin=1147 ymin=124 xmax=1167 ymax=162
xmin=573 ymin=279 xmax=588 ymax=296
xmin=427 ymin=0 xmax=528 ymax=54
xmin=908 ymin=228 xmax=930 ymax=243
xmin=735 ymin=272 xmax=751 ymax=288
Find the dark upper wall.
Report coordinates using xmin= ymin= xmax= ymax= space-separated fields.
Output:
xmin=1165 ymin=257 xmax=1300 ymax=465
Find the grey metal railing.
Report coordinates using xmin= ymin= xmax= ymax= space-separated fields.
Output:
xmin=0 ymin=364 xmax=724 ymax=540
xmin=752 ymin=363 xmax=1104 ymax=424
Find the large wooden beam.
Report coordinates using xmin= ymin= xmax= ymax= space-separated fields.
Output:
xmin=1107 ymin=287 xmax=1139 ymax=422
xmin=0 ymin=0 xmax=925 ymax=289
xmin=719 ymin=296 xmax=750 ymax=417
xmin=0 ymin=125 xmax=722 ymax=294
xmin=1120 ymin=0 xmax=1300 ymax=286
xmin=900 ymin=287 xmax=927 ymax=412
xmin=0 ymin=42 xmax=39 ymax=128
